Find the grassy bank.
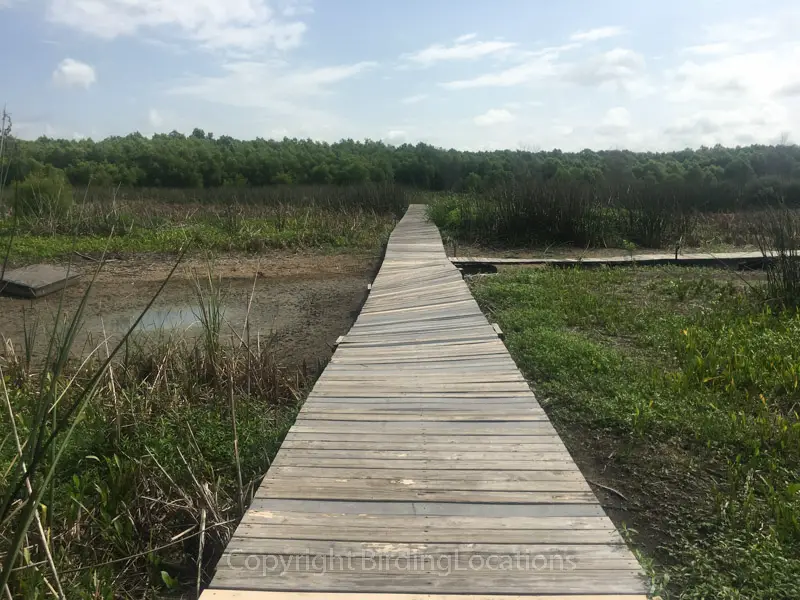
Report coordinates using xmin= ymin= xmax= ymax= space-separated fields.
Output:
xmin=471 ymin=266 xmax=800 ymax=599
xmin=1 ymin=184 xmax=409 ymax=260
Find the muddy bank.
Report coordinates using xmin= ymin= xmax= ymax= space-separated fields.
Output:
xmin=0 ymin=252 xmax=381 ymax=369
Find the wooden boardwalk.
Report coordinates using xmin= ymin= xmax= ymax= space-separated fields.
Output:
xmin=204 ymin=205 xmax=648 ymax=599
xmin=450 ymin=250 xmax=768 ymax=271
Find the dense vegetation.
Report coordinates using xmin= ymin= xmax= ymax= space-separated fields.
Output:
xmin=1 ymin=185 xmax=409 ymax=261
xmin=427 ymin=178 xmax=781 ymax=251
xmin=472 ymin=266 xmax=800 ymax=599
xmin=6 ymin=132 xmax=800 ymax=206
xmin=0 ymin=274 xmax=309 ymax=597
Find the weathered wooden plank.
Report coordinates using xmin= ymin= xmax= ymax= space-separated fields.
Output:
xmin=290 ymin=423 xmax=558 ymax=435
xmin=223 ymin=540 xmax=635 ymax=560
xmin=209 ymin=568 xmax=647 ymax=594
xmin=299 ymin=405 xmax=542 ymax=413
xmin=232 ymin=525 xmax=624 ymax=545
xmin=274 ymin=450 xmax=572 ymax=461
xmin=259 ymin=476 xmax=591 ymax=493
xmin=242 ymin=507 xmax=616 ymax=528
xmin=271 ymin=457 xmax=578 ymax=471
xmin=282 ymin=434 xmax=562 ymax=445
xmin=256 ymin=475 xmax=596 ymax=502
xmin=302 ymin=398 xmax=538 ymax=406
xmin=247 ymin=499 xmax=607 ymax=517
xmin=280 ymin=441 xmax=566 ymax=452
xmin=219 ymin=551 xmax=641 ymax=571
xmin=239 ymin=511 xmax=618 ymax=530
xmin=296 ymin=414 xmax=550 ymax=422
xmin=256 ymin=489 xmax=596 ymax=504
xmin=265 ymin=468 xmax=586 ymax=482
xmin=202 ymin=592 xmax=648 ymax=600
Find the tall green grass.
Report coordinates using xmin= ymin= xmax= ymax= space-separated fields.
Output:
xmin=0 ymin=184 xmax=411 ymax=259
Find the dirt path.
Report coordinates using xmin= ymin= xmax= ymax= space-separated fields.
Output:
xmin=0 ymin=251 xmax=381 ymax=369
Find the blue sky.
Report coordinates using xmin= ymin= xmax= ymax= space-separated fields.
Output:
xmin=1 ymin=0 xmax=799 ymax=150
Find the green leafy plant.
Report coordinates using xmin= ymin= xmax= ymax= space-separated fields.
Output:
xmin=14 ymin=166 xmax=74 ymax=219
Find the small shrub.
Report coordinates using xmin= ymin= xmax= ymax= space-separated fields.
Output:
xmin=752 ymin=206 xmax=800 ymax=309
xmin=14 ymin=166 xmax=74 ymax=218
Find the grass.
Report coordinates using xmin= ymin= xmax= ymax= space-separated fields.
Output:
xmin=2 ymin=216 xmax=394 ymax=259
xmin=0 ymin=184 xmax=409 ymax=260
xmin=0 ymin=267 xmax=313 ymax=598
xmin=470 ymin=266 xmax=800 ymax=598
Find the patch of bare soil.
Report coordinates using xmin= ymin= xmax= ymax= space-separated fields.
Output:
xmin=0 ymin=251 xmax=381 ymax=370
xmin=552 ymin=417 xmax=720 ymax=582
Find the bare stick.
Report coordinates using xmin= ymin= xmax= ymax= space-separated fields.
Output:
xmin=73 ymin=251 xmax=99 ymax=262
xmin=242 ymin=268 xmax=259 ymax=399
xmin=101 ymin=318 xmax=121 ymax=444
xmin=587 ymin=479 xmax=629 ymax=502
xmin=196 ymin=508 xmax=207 ymax=598
xmin=229 ymin=375 xmax=244 ymax=513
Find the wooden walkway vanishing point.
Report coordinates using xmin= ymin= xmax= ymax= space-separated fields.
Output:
xmin=203 ymin=205 xmax=648 ymax=599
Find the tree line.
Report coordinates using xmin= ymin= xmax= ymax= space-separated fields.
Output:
xmin=7 ymin=129 xmax=800 ymax=205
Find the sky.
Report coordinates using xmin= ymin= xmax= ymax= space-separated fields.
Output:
xmin=1 ymin=0 xmax=800 ymax=151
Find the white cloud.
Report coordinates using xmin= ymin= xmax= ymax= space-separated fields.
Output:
xmin=169 ymin=59 xmax=376 ymax=136
xmin=171 ymin=60 xmax=376 ymax=103
xmin=596 ymin=106 xmax=631 ymax=136
xmin=564 ymin=48 xmax=646 ymax=88
xmin=440 ymin=47 xmax=565 ymax=90
xmin=667 ymin=48 xmax=800 ymax=103
xmin=706 ymin=17 xmax=780 ymax=45
xmin=148 ymin=108 xmax=164 ymax=128
xmin=386 ymin=129 xmax=407 ymax=141
xmin=401 ymin=93 xmax=428 ymax=104
xmin=52 ymin=58 xmax=96 ymax=88
xmin=778 ymin=81 xmax=800 ymax=98
xmin=569 ymin=26 xmax=625 ymax=42
xmin=440 ymin=43 xmax=648 ymax=92
xmin=404 ymin=36 xmax=516 ymax=66
xmin=664 ymin=103 xmax=789 ymax=147
xmin=280 ymin=0 xmax=313 ymax=17
xmin=684 ymin=42 xmax=731 ymax=56
xmin=474 ymin=108 xmax=515 ymax=126
xmin=47 ymin=0 xmax=308 ymax=54
xmin=15 ymin=121 xmax=58 ymax=139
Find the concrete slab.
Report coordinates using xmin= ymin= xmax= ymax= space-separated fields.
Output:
xmin=0 ymin=265 xmax=80 ymax=298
